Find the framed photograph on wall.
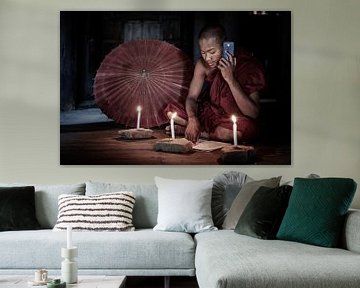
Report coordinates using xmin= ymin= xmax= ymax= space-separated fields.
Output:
xmin=60 ymin=11 xmax=291 ymax=165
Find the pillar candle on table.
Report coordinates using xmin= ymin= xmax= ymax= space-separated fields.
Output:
xmin=231 ymin=115 xmax=238 ymax=146
xmin=67 ymin=225 xmax=72 ymax=249
xmin=136 ymin=106 xmax=142 ymax=129
xmin=171 ymin=112 xmax=177 ymax=140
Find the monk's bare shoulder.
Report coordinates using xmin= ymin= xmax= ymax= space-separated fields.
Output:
xmin=187 ymin=59 xmax=208 ymax=98
xmin=194 ymin=59 xmax=207 ymax=78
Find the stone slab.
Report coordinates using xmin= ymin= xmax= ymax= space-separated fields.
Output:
xmin=118 ymin=128 xmax=153 ymax=139
xmin=220 ymin=145 xmax=256 ymax=164
xmin=154 ymin=138 xmax=193 ymax=153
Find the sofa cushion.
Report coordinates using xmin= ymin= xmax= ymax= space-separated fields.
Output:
xmin=153 ymin=177 xmax=216 ymax=233
xmin=0 ymin=229 xmax=195 ymax=273
xmin=0 ymin=183 xmax=86 ymax=229
xmin=341 ymin=209 xmax=360 ymax=253
xmin=222 ymin=176 xmax=281 ymax=229
xmin=53 ymin=192 xmax=136 ymax=231
xmin=234 ymin=185 xmax=292 ymax=239
xmin=277 ymin=178 xmax=357 ymax=248
xmin=195 ymin=230 xmax=360 ymax=288
xmin=0 ymin=186 xmax=40 ymax=231
xmin=86 ymin=181 xmax=158 ymax=229
xmin=212 ymin=171 xmax=250 ymax=228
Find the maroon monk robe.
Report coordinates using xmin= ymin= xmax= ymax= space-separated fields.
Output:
xmin=164 ymin=48 xmax=266 ymax=141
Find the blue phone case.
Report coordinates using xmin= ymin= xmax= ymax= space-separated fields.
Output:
xmin=223 ymin=42 xmax=234 ymax=59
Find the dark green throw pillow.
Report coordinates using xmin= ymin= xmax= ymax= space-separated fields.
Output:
xmin=276 ymin=178 xmax=357 ymax=248
xmin=234 ymin=185 xmax=292 ymax=239
xmin=0 ymin=186 xmax=41 ymax=231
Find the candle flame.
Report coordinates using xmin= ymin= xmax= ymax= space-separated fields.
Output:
xmin=137 ymin=106 xmax=142 ymax=112
xmin=231 ymin=115 xmax=237 ymax=123
xmin=171 ymin=112 xmax=177 ymax=119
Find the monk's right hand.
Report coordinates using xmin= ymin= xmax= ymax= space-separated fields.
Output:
xmin=185 ymin=117 xmax=201 ymax=143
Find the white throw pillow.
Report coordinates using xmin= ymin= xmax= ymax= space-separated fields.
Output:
xmin=53 ymin=192 xmax=135 ymax=231
xmin=153 ymin=177 xmax=217 ymax=233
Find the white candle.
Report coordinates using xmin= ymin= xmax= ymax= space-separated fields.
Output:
xmin=136 ymin=106 xmax=142 ymax=129
xmin=170 ymin=112 xmax=177 ymax=140
xmin=67 ymin=225 xmax=72 ymax=249
xmin=231 ymin=115 xmax=238 ymax=146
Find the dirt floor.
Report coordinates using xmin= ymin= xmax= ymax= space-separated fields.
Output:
xmin=60 ymin=122 xmax=290 ymax=165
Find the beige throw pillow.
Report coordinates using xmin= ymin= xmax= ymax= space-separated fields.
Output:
xmin=222 ymin=176 xmax=281 ymax=230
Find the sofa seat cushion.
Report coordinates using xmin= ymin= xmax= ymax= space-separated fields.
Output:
xmin=195 ymin=230 xmax=360 ymax=288
xmin=0 ymin=229 xmax=195 ymax=271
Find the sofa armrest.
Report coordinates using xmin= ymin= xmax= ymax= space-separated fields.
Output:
xmin=342 ymin=209 xmax=360 ymax=253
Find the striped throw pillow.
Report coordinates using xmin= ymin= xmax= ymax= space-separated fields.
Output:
xmin=53 ymin=192 xmax=136 ymax=231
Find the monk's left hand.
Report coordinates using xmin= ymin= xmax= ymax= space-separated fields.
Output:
xmin=218 ymin=52 xmax=236 ymax=83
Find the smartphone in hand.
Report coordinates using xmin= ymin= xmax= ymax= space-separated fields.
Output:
xmin=223 ymin=41 xmax=235 ymax=60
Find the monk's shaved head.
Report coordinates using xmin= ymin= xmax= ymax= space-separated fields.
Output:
xmin=198 ymin=24 xmax=226 ymax=44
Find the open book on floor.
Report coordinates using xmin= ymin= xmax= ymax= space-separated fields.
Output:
xmin=192 ymin=140 xmax=231 ymax=152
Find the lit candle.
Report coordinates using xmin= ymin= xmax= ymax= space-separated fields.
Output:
xmin=231 ymin=115 xmax=238 ymax=146
xmin=67 ymin=225 xmax=72 ymax=249
xmin=170 ymin=112 xmax=177 ymax=140
xmin=136 ymin=106 xmax=142 ymax=129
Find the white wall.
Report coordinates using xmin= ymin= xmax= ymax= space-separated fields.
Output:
xmin=0 ymin=0 xmax=359 ymax=208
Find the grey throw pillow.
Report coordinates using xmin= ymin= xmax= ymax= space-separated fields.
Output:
xmin=222 ymin=176 xmax=281 ymax=230
xmin=212 ymin=171 xmax=251 ymax=228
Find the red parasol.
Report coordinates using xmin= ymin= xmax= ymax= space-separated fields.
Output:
xmin=94 ymin=40 xmax=193 ymax=128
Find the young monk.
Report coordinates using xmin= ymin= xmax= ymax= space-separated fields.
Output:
xmin=164 ymin=24 xmax=266 ymax=143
